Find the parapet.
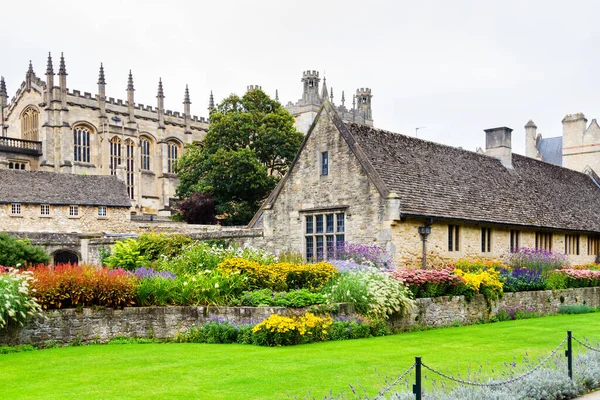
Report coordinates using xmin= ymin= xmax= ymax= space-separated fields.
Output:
xmin=303 ymin=70 xmax=319 ymax=78
xmin=356 ymin=88 xmax=372 ymax=95
xmin=247 ymin=85 xmax=262 ymax=92
xmin=562 ymin=113 xmax=587 ymax=123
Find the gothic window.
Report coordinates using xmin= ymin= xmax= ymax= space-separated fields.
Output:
xmin=125 ymin=139 xmax=135 ymax=199
xmin=73 ymin=126 xmax=91 ymax=163
xmin=140 ymin=137 xmax=151 ymax=171
xmin=8 ymin=162 xmax=27 ymax=170
xmin=20 ymin=106 xmax=39 ymax=141
xmin=167 ymin=141 xmax=180 ymax=173
xmin=109 ymin=136 xmax=122 ymax=175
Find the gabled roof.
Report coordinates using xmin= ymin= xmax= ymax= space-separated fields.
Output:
xmin=256 ymin=100 xmax=600 ymax=233
xmin=0 ymin=169 xmax=131 ymax=207
xmin=347 ymin=123 xmax=600 ymax=232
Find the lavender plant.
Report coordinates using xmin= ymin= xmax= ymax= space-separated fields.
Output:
xmin=503 ymin=248 xmax=568 ymax=273
xmin=132 ymin=267 xmax=176 ymax=280
xmin=498 ymin=267 xmax=546 ymax=292
xmin=334 ymin=242 xmax=392 ymax=270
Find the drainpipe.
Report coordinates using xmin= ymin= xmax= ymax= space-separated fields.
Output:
xmin=417 ymin=220 xmax=432 ymax=269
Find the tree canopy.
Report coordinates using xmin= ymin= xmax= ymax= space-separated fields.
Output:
xmin=176 ymin=88 xmax=303 ymax=225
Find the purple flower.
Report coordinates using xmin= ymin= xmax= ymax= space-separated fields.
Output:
xmin=133 ymin=267 xmax=176 ymax=280
xmin=333 ymin=242 xmax=393 ymax=270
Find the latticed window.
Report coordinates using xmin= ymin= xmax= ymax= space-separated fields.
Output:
xmin=98 ymin=206 xmax=107 ymax=217
xmin=125 ymin=139 xmax=135 ymax=199
xmin=305 ymin=212 xmax=345 ymax=261
xmin=73 ymin=126 xmax=91 ymax=163
xmin=140 ymin=138 xmax=151 ymax=171
xmin=11 ymin=203 xmax=21 ymax=215
xmin=167 ymin=142 xmax=179 ymax=173
xmin=40 ymin=204 xmax=50 ymax=216
xmin=109 ymin=136 xmax=122 ymax=175
xmin=535 ymin=232 xmax=552 ymax=251
xmin=20 ymin=106 xmax=39 ymax=141
xmin=69 ymin=205 xmax=79 ymax=217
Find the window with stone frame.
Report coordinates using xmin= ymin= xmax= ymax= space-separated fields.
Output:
xmin=565 ymin=234 xmax=580 ymax=255
xmin=98 ymin=206 xmax=107 ymax=217
xmin=8 ymin=161 xmax=27 ymax=170
xmin=73 ymin=125 xmax=91 ymax=163
xmin=109 ymin=136 xmax=122 ymax=175
xmin=448 ymin=225 xmax=460 ymax=252
xmin=20 ymin=106 xmax=39 ymax=141
xmin=481 ymin=227 xmax=491 ymax=253
xmin=535 ymin=232 xmax=552 ymax=251
xmin=125 ymin=139 xmax=135 ymax=200
xmin=321 ymin=151 xmax=329 ymax=176
xmin=510 ymin=230 xmax=520 ymax=253
xmin=11 ymin=203 xmax=21 ymax=215
xmin=305 ymin=212 xmax=345 ymax=261
xmin=140 ymin=137 xmax=151 ymax=171
xmin=589 ymin=236 xmax=600 ymax=256
xmin=167 ymin=141 xmax=180 ymax=173
xmin=40 ymin=204 xmax=50 ymax=216
xmin=69 ymin=205 xmax=79 ymax=217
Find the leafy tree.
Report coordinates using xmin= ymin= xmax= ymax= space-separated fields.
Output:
xmin=0 ymin=233 xmax=49 ymax=267
xmin=176 ymin=88 xmax=303 ymax=225
xmin=179 ymin=193 xmax=218 ymax=225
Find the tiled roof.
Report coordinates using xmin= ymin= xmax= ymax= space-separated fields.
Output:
xmin=0 ymin=169 xmax=131 ymax=207
xmin=345 ymin=122 xmax=600 ymax=232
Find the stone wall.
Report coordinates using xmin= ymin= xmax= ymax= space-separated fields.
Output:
xmin=393 ymin=286 xmax=600 ymax=329
xmin=0 ymin=304 xmax=353 ymax=346
xmin=1 ymin=287 xmax=598 ymax=346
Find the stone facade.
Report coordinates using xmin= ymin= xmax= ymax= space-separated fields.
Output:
xmin=0 ymin=56 xmax=209 ymax=215
xmin=1 ymin=204 xmax=131 ymax=234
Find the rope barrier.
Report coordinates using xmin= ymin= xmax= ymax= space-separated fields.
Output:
xmin=573 ymin=336 xmax=600 ymax=353
xmin=420 ymin=336 xmax=568 ymax=388
xmin=374 ymin=363 xmax=416 ymax=398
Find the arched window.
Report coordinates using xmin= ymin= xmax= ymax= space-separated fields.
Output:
xmin=125 ymin=139 xmax=135 ymax=199
xmin=167 ymin=141 xmax=180 ymax=173
xmin=20 ymin=106 xmax=39 ymax=141
xmin=109 ymin=136 xmax=122 ymax=175
xmin=140 ymin=137 xmax=151 ymax=171
xmin=73 ymin=126 xmax=91 ymax=163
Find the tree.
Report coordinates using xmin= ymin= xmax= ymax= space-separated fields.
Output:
xmin=179 ymin=193 xmax=218 ymax=225
xmin=176 ymin=88 xmax=303 ymax=225
xmin=0 ymin=233 xmax=49 ymax=267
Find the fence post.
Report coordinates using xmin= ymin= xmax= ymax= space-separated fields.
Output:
xmin=413 ymin=356 xmax=422 ymax=400
xmin=565 ymin=331 xmax=573 ymax=380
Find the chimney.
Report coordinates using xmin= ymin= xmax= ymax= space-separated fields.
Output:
xmin=562 ymin=113 xmax=587 ymax=149
xmin=485 ymin=126 xmax=513 ymax=168
xmin=524 ymin=120 xmax=541 ymax=159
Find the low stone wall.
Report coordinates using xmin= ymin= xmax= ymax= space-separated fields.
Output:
xmin=2 ymin=287 xmax=599 ymax=346
xmin=0 ymin=304 xmax=353 ymax=346
xmin=393 ymin=286 xmax=600 ymax=329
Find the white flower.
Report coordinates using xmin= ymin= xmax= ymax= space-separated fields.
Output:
xmin=183 ymin=281 xmax=188 ymax=286
xmin=214 ymin=282 xmax=219 ymax=288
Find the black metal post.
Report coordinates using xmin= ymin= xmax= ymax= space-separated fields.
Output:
xmin=565 ymin=331 xmax=573 ymax=380
xmin=413 ymin=356 xmax=422 ymax=400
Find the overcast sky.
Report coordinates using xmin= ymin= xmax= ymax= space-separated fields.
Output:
xmin=3 ymin=0 xmax=600 ymax=154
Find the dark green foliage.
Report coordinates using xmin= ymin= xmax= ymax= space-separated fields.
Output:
xmin=176 ymin=88 xmax=303 ymax=225
xmin=558 ymin=304 xmax=598 ymax=314
xmin=178 ymin=193 xmax=217 ymax=225
xmin=0 ymin=233 xmax=49 ymax=267
xmin=233 ymin=289 xmax=327 ymax=307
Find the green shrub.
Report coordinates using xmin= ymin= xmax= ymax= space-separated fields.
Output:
xmin=558 ymin=304 xmax=598 ymax=314
xmin=545 ymin=271 xmax=568 ymax=290
xmin=104 ymin=239 xmax=147 ymax=271
xmin=0 ymin=233 xmax=49 ymax=267
xmin=136 ymin=233 xmax=193 ymax=262
xmin=233 ymin=289 xmax=327 ymax=307
xmin=0 ymin=268 xmax=42 ymax=329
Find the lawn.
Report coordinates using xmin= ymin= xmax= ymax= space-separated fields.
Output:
xmin=1 ymin=313 xmax=599 ymax=399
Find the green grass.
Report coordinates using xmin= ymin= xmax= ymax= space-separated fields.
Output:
xmin=1 ymin=313 xmax=600 ymax=399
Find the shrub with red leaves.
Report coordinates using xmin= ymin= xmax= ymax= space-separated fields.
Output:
xmin=28 ymin=264 xmax=136 ymax=309
xmin=179 ymin=192 xmax=218 ymax=225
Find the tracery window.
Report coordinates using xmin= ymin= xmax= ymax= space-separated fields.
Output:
xmin=167 ymin=141 xmax=180 ymax=173
xmin=140 ymin=137 xmax=151 ymax=171
xmin=109 ymin=136 xmax=122 ymax=176
xmin=73 ymin=126 xmax=91 ymax=163
xmin=125 ymin=139 xmax=135 ymax=200
xmin=20 ymin=107 xmax=39 ymax=141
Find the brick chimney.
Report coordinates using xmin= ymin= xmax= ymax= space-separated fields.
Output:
xmin=485 ymin=126 xmax=513 ymax=169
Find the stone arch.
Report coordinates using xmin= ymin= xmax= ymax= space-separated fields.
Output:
xmin=52 ymin=249 xmax=80 ymax=265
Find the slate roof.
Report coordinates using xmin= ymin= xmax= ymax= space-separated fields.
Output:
xmin=0 ymin=169 xmax=131 ymax=207
xmin=345 ymin=122 xmax=600 ymax=233
xmin=538 ymin=136 xmax=563 ymax=166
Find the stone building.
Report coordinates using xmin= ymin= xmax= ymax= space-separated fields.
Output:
xmin=0 ymin=168 xmax=131 ymax=235
xmin=284 ymin=70 xmax=373 ymax=134
xmin=0 ymin=53 xmax=209 ymax=215
xmin=525 ymin=113 xmax=600 ymax=179
xmin=253 ymin=100 xmax=600 ymax=267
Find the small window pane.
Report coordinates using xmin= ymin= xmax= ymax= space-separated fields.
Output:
xmin=306 ymin=237 xmax=314 ymax=261
xmin=336 ymin=234 xmax=345 ymax=248
xmin=40 ymin=204 xmax=50 ymax=216
xmin=305 ymin=216 xmax=313 ymax=234
xmin=336 ymin=214 xmax=345 ymax=233
xmin=326 ymin=235 xmax=335 ymax=258
xmin=326 ymin=214 xmax=334 ymax=233
xmin=315 ymin=215 xmax=323 ymax=233
xmin=316 ymin=236 xmax=324 ymax=260
xmin=98 ymin=206 xmax=107 ymax=217
xmin=321 ymin=151 xmax=328 ymax=176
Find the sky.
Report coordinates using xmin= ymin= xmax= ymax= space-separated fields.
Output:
xmin=3 ymin=0 xmax=600 ymax=155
